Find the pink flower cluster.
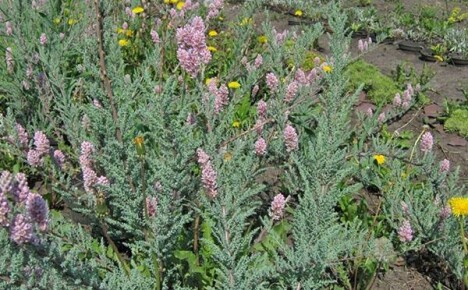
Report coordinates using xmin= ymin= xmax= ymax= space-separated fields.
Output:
xmin=283 ymin=124 xmax=298 ymax=152
xmin=0 ymin=170 xmax=49 ymax=245
xmin=27 ymin=131 xmax=50 ymax=167
xmin=284 ymin=81 xmax=298 ymax=103
xmin=270 ymin=193 xmax=286 ymax=220
xmin=439 ymin=159 xmax=450 ymax=173
xmin=357 ymin=37 xmax=372 ymax=53
xmin=79 ymin=141 xmax=109 ymax=193
xmin=207 ymin=0 xmax=224 ymax=20
xmin=266 ymin=72 xmax=279 ymax=93
xmin=176 ymin=17 xmax=211 ymax=77
xmin=254 ymin=137 xmax=267 ymax=156
xmin=197 ymin=148 xmax=218 ymax=199
xmin=420 ymin=131 xmax=433 ymax=153
xmin=146 ymin=196 xmax=157 ymax=218
xmin=398 ymin=220 xmax=413 ymax=242
xmin=6 ymin=47 xmax=14 ymax=73
xmin=208 ymin=79 xmax=229 ymax=114
xmin=294 ymin=68 xmax=318 ymax=86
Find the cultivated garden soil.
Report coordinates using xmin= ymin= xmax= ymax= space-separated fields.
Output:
xmin=227 ymin=0 xmax=468 ymax=288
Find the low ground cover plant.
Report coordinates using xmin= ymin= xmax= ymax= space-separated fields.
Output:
xmin=0 ymin=0 xmax=466 ymax=289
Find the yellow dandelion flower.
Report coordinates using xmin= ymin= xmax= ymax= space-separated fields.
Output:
xmin=373 ymin=154 xmax=385 ymax=165
xmin=232 ymin=121 xmax=241 ymax=128
xmin=228 ymin=81 xmax=241 ymax=89
xmin=218 ymin=16 xmax=224 ymax=21
xmin=68 ymin=18 xmax=77 ymax=25
xmin=176 ymin=1 xmax=185 ymax=10
xmin=117 ymin=28 xmax=125 ymax=34
xmin=53 ymin=17 xmax=61 ymax=25
xmin=323 ymin=65 xmax=333 ymax=73
xmin=449 ymin=197 xmax=468 ymax=217
xmin=132 ymin=6 xmax=144 ymax=14
xmin=207 ymin=46 xmax=217 ymax=52
xmin=258 ymin=35 xmax=268 ymax=44
xmin=125 ymin=30 xmax=134 ymax=37
xmin=223 ymin=152 xmax=233 ymax=161
xmin=208 ymin=30 xmax=218 ymax=37
xmin=434 ymin=55 xmax=444 ymax=62
xmin=164 ymin=0 xmax=170 ymax=3
xmin=118 ymin=39 xmax=129 ymax=47
xmin=205 ymin=78 xmax=213 ymax=85
xmin=170 ymin=0 xmax=178 ymax=3
xmin=294 ymin=10 xmax=303 ymax=17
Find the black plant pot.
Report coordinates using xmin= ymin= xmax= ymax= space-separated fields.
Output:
xmin=449 ymin=53 xmax=468 ymax=66
xmin=398 ymin=40 xmax=424 ymax=52
xmin=419 ymin=48 xmax=438 ymax=62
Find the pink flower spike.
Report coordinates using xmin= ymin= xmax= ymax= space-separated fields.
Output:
xmin=420 ymin=131 xmax=433 ymax=153
xmin=283 ymin=124 xmax=298 ymax=152
xmin=439 ymin=159 xmax=450 ymax=173
xmin=254 ymin=137 xmax=267 ymax=156
xmin=398 ymin=220 xmax=413 ymax=242
xmin=270 ymin=193 xmax=286 ymax=220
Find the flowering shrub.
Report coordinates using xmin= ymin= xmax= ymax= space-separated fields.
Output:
xmin=0 ymin=0 xmax=465 ymax=289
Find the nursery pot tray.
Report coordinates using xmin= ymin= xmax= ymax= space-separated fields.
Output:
xmin=398 ymin=41 xmax=423 ymax=52
xmin=449 ymin=54 xmax=468 ymax=66
xmin=419 ymin=48 xmax=438 ymax=62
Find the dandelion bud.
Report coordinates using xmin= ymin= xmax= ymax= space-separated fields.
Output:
xmin=283 ymin=124 xmax=298 ymax=152
xmin=398 ymin=220 xmax=413 ymax=242
xmin=133 ymin=136 xmax=145 ymax=157
xmin=270 ymin=193 xmax=286 ymax=220
xmin=420 ymin=132 xmax=433 ymax=153
xmin=254 ymin=137 xmax=267 ymax=156
xmin=122 ymin=22 xmax=129 ymax=30
xmin=439 ymin=159 xmax=450 ymax=173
